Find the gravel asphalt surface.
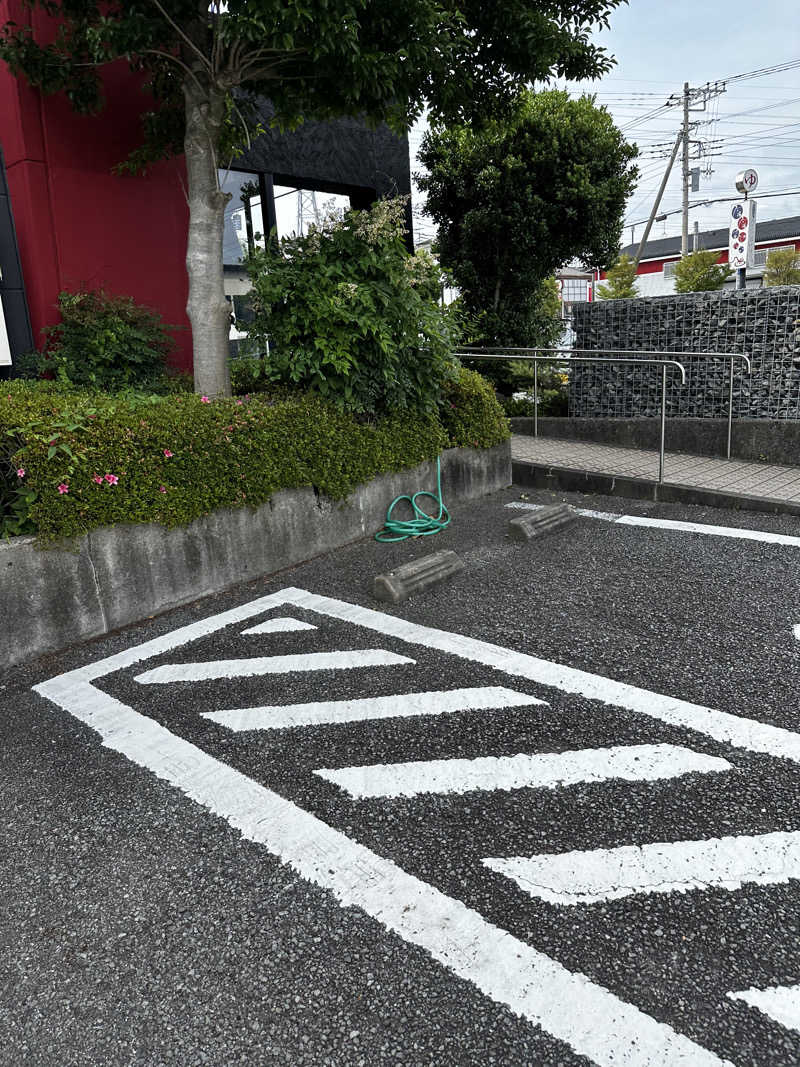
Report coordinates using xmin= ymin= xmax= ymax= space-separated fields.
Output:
xmin=3 ymin=483 xmax=800 ymax=1066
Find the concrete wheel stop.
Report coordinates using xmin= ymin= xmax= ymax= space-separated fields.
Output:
xmin=508 ymin=502 xmax=577 ymax=541
xmin=373 ymin=549 xmax=465 ymax=603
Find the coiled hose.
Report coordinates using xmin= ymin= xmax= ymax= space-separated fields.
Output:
xmin=374 ymin=456 xmax=451 ymax=543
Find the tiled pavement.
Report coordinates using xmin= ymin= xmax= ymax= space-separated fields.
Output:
xmin=511 ymin=434 xmax=800 ymax=505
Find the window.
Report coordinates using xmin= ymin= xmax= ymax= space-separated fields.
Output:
xmin=663 ymin=260 xmax=678 ymax=278
xmin=561 ymin=278 xmax=590 ymax=303
xmin=273 ymin=185 xmax=352 ymax=239
xmin=220 ymin=170 xmax=264 ymax=266
xmin=752 ymin=243 xmax=797 ymax=268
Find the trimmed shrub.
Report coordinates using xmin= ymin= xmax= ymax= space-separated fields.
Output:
xmin=1 ymin=383 xmax=460 ymax=541
xmin=437 ymin=367 xmax=510 ymax=449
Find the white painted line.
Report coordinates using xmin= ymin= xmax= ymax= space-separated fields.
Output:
xmin=135 ymin=650 xmax=414 ymax=684
xmin=727 ymin=984 xmax=800 ymax=1033
xmin=241 ymin=617 xmax=317 ymax=635
xmin=46 ymin=583 xmax=799 ymax=773
xmin=35 ymin=673 xmax=729 ymax=1066
xmin=314 ymin=743 xmax=732 ymax=799
xmin=203 ymin=686 xmax=545 ymax=732
xmin=484 ymin=830 xmax=800 ymax=905
xmin=268 ymin=589 xmax=800 ymax=766
xmin=506 ymin=501 xmax=800 ymax=548
xmin=793 ymin=623 xmax=800 ymax=642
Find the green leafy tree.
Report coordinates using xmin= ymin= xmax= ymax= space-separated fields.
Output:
xmin=242 ymin=198 xmax=456 ymax=415
xmin=417 ymin=89 xmax=638 ymax=351
xmin=1 ymin=0 xmax=625 ymax=398
xmin=596 ymin=253 xmax=638 ymax=299
xmin=673 ymin=250 xmax=731 ymax=293
xmin=763 ymin=247 xmax=800 ymax=287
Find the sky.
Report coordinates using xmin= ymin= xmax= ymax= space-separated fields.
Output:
xmin=410 ymin=0 xmax=800 ymax=249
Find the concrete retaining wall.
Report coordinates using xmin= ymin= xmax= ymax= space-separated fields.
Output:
xmin=511 ymin=417 xmax=800 ymax=466
xmin=1 ymin=442 xmax=510 ymax=668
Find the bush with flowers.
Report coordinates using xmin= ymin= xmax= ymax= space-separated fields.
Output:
xmin=0 ymin=365 xmax=508 ymax=542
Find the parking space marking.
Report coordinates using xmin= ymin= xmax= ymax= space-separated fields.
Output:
xmin=275 ymin=588 xmax=800 ymax=765
xmin=506 ymin=501 xmax=800 ymax=548
xmin=134 ymin=649 xmax=415 ymax=684
xmin=203 ymin=686 xmax=545 ymax=732
xmin=727 ymin=984 xmax=800 ymax=1033
xmin=315 ymin=743 xmax=732 ymax=799
xmin=484 ymin=830 xmax=800 ymax=905
xmin=241 ymin=617 xmax=318 ymax=635
xmin=35 ymin=669 xmax=729 ymax=1067
xmin=37 ymin=585 xmax=800 ymax=1065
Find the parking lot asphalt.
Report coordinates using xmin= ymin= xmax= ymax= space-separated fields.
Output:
xmin=3 ymin=483 xmax=800 ymax=1066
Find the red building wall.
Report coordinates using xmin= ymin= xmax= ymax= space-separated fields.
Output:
xmin=599 ymin=238 xmax=800 ymax=281
xmin=0 ymin=0 xmax=192 ymax=370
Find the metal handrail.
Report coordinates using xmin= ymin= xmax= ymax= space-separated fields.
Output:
xmin=460 ymin=345 xmax=751 ymax=374
xmin=457 ymin=345 xmax=752 ymax=467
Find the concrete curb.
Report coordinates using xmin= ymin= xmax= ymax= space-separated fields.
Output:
xmin=2 ymin=442 xmax=510 ymax=668
xmin=512 ymin=458 xmax=800 ymax=518
xmin=509 ymin=416 xmax=800 ymax=468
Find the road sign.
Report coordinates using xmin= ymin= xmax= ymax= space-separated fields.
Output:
xmin=735 ymin=168 xmax=759 ymax=195
xmin=728 ymin=198 xmax=758 ymax=269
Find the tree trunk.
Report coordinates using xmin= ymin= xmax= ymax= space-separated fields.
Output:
xmin=183 ymin=78 xmax=231 ymax=397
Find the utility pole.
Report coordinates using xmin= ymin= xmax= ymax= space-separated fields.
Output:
xmin=633 ymin=131 xmax=682 ymax=268
xmin=681 ymin=82 xmax=690 ymax=256
xmin=660 ymin=80 xmax=726 ymax=257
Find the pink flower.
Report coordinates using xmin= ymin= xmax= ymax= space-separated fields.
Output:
xmin=158 ymin=485 xmax=167 ymax=493
xmin=93 ymin=475 xmax=103 ymax=484
xmin=200 ymin=395 xmax=210 ymax=403
xmin=235 ymin=399 xmax=243 ymax=405
xmin=57 ymin=483 xmax=69 ymax=495
xmin=16 ymin=468 xmax=25 ymax=478
xmin=104 ymin=473 xmax=119 ymax=485
xmin=163 ymin=449 xmax=173 ymax=458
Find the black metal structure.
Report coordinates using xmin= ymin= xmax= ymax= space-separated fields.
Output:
xmin=0 ymin=144 xmax=34 ymax=379
xmin=236 ymin=105 xmax=413 ymax=245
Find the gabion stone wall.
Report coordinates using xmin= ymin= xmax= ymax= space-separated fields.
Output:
xmin=570 ymin=287 xmax=800 ymax=419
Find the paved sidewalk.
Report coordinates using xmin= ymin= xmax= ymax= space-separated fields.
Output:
xmin=512 ymin=434 xmax=800 ymax=505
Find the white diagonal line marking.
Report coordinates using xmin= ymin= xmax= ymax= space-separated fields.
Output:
xmin=241 ymin=617 xmax=317 ymax=635
xmin=727 ymin=984 xmax=800 ymax=1033
xmin=315 ymin=743 xmax=732 ymax=799
xmin=203 ymin=686 xmax=546 ymax=732
xmin=135 ymin=649 xmax=414 ymax=684
xmin=34 ymin=669 xmax=730 ymax=1067
xmin=271 ymin=589 xmax=800 ymax=765
xmin=484 ymin=831 xmax=800 ymax=905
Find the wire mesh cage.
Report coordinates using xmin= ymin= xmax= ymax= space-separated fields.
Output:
xmin=570 ymin=288 xmax=800 ymax=420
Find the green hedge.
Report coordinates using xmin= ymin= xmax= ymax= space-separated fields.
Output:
xmin=1 ymin=366 xmax=508 ymax=543
xmin=437 ymin=366 xmax=511 ymax=449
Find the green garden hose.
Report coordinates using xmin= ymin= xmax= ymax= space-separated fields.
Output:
xmin=374 ymin=455 xmax=451 ymax=542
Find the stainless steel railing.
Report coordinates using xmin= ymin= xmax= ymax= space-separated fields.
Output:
xmin=456 ymin=346 xmax=752 ymax=479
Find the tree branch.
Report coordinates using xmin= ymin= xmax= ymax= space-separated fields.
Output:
xmin=143 ymin=49 xmax=206 ymax=96
xmin=146 ymin=0 xmax=212 ymax=75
